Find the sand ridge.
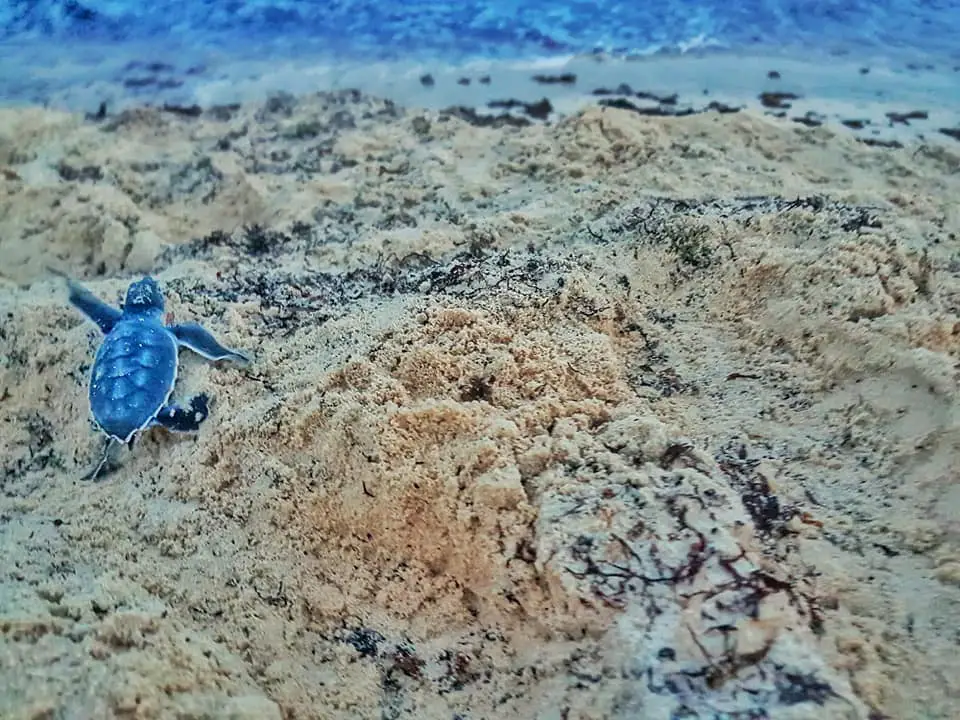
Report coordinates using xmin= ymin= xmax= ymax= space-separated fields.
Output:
xmin=1 ymin=89 xmax=960 ymax=718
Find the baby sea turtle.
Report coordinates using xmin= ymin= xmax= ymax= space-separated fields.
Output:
xmin=56 ymin=272 xmax=251 ymax=480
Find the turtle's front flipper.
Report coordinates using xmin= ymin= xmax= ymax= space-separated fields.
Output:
xmin=154 ymin=393 xmax=210 ymax=433
xmin=51 ymin=270 xmax=123 ymax=334
xmin=170 ymin=322 xmax=251 ymax=364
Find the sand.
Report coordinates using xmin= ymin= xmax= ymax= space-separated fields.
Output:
xmin=2 ymin=53 xmax=960 ymax=720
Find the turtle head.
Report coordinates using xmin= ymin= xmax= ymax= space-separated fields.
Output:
xmin=123 ymin=276 xmax=165 ymax=318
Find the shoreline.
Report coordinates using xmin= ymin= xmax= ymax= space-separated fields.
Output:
xmin=1 ymin=41 xmax=959 ymax=148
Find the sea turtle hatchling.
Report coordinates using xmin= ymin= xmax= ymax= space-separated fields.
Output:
xmin=56 ymin=272 xmax=251 ymax=480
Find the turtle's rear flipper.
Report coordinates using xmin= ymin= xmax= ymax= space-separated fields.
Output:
xmin=155 ymin=393 xmax=210 ymax=433
xmin=83 ymin=437 xmax=118 ymax=482
xmin=170 ymin=322 xmax=251 ymax=364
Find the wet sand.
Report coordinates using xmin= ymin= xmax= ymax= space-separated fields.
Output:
xmin=2 ymin=51 xmax=960 ymax=719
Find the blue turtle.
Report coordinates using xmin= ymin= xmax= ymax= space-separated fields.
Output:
xmin=56 ymin=272 xmax=251 ymax=479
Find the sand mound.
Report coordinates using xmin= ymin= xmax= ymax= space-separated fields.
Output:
xmin=2 ymin=90 xmax=960 ymax=719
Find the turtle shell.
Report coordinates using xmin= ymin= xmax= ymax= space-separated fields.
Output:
xmin=89 ymin=319 xmax=178 ymax=442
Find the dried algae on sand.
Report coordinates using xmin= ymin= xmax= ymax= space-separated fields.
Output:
xmin=1 ymin=90 xmax=960 ymax=719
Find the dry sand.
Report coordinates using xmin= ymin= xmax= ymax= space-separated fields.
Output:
xmin=1 ymin=63 xmax=960 ymax=719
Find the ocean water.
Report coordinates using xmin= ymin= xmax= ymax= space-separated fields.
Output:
xmin=1 ymin=0 xmax=959 ymax=63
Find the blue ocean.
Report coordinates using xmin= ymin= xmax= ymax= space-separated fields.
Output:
xmin=2 ymin=0 xmax=958 ymax=63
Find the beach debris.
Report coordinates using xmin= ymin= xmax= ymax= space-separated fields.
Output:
xmin=532 ymin=72 xmax=577 ymax=85
xmin=886 ymin=109 xmax=928 ymax=124
xmin=52 ymin=271 xmax=251 ymax=480
xmin=940 ymin=126 xmax=960 ymax=141
xmin=486 ymin=96 xmax=553 ymax=120
xmin=759 ymin=91 xmax=800 ymax=109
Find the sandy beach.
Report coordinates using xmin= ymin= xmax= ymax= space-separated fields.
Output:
xmin=2 ymin=49 xmax=960 ymax=719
